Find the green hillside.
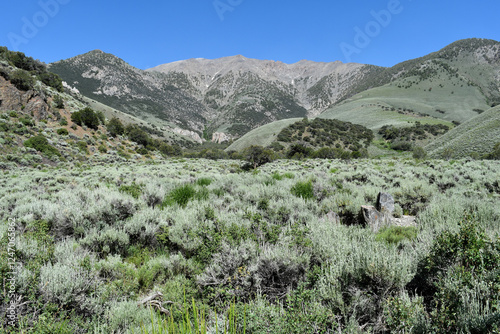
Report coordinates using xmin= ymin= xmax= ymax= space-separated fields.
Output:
xmin=226 ymin=118 xmax=301 ymax=151
xmin=426 ymin=105 xmax=500 ymax=158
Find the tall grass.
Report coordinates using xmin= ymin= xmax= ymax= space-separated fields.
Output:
xmin=139 ymin=300 xmax=245 ymax=334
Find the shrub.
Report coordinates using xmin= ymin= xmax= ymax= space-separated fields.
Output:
xmin=24 ymin=135 xmax=61 ymax=159
xmin=56 ymin=128 xmax=68 ymax=136
xmin=391 ymin=141 xmax=413 ymax=151
xmin=485 ymin=142 xmax=500 ymax=160
xmin=243 ymin=145 xmax=275 ymax=169
xmin=98 ymin=144 xmax=107 ymax=153
xmin=80 ymin=227 xmax=130 ymax=257
xmin=53 ymin=95 xmax=64 ymax=109
xmin=407 ymin=214 xmax=500 ymax=332
xmin=38 ymin=72 xmax=63 ymax=92
xmin=59 ymin=118 xmax=68 ymax=126
xmin=412 ymin=146 xmax=427 ymax=159
xmin=77 ymin=141 xmax=89 ymax=154
xmin=125 ymin=125 xmax=150 ymax=146
xmin=252 ymin=245 xmax=309 ymax=301
xmin=10 ymin=69 xmax=34 ymax=91
xmin=291 ymin=180 xmax=315 ymax=200
xmin=119 ymin=182 xmax=143 ymax=199
xmin=106 ymin=117 xmax=125 ymax=137
xmin=196 ymin=178 xmax=212 ymax=186
xmin=287 ymin=143 xmax=313 ymax=159
xmin=162 ymin=184 xmax=197 ymax=208
xmin=19 ymin=117 xmax=34 ymax=126
xmin=71 ymin=107 xmax=100 ymax=130
xmin=375 ymin=226 xmax=417 ymax=244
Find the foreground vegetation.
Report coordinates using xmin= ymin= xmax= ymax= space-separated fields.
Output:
xmin=1 ymin=157 xmax=499 ymax=333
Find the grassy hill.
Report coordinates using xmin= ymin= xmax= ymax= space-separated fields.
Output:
xmin=425 ymin=105 xmax=500 ymax=158
xmin=226 ymin=118 xmax=302 ymax=151
xmin=229 ymin=39 xmax=500 ymax=153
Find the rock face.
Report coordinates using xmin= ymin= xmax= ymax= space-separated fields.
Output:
xmin=172 ymin=128 xmax=203 ymax=144
xmin=0 ymin=76 xmax=51 ymax=120
xmin=211 ymin=132 xmax=232 ymax=144
xmin=361 ymin=205 xmax=392 ymax=232
xmin=361 ymin=192 xmax=415 ymax=232
xmin=377 ymin=192 xmax=395 ymax=214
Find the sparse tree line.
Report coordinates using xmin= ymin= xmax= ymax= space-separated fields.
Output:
xmin=0 ymin=47 xmax=63 ymax=92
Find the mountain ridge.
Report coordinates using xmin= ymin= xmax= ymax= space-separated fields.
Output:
xmin=49 ymin=38 xmax=500 ymax=143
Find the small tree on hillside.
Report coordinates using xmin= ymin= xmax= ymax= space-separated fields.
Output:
xmin=244 ymin=145 xmax=275 ymax=169
xmin=107 ymin=117 xmax=125 ymax=137
xmin=71 ymin=107 xmax=100 ymax=130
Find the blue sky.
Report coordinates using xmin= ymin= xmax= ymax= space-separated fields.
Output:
xmin=1 ymin=0 xmax=499 ymax=69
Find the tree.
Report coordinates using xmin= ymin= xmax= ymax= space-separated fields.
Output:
xmin=71 ymin=107 xmax=100 ymax=130
xmin=125 ymin=125 xmax=150 ymax=146
xmin=244 ymin=145 xmax=275 ymax=169
xmin=9 ymin=69 xmax=34 ymax=91
xmin=286 ymin=143 xmax=313 ymax=159
xmin=53 ymin=95 xmax=64 ymax=109
xmin=107 ymin=117 xmax=125 ymax=137
xmin=38 ymin=72 xmax=63 ymax=92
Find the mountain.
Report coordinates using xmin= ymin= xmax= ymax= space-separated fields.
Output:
xmin=0 ymin=47 xmax=195 ymax=168
xmin=319 ymin=38 xmax=500 ymax=126
xmin=49 ymin=50 xmax=210 ymax=137
xmin=49 ymin=38 xmax=500 ymax=149
xmin=49 ymin=52 xmax=381 ymax=139
xmin=229 ymin=38 xmax=500 ymax=152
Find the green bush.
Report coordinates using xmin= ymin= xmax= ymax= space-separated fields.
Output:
xmin=71 ymin=107 xmax=100 ymax=130
xmin=412 ymin=146 xmax=427 ymax=159
xmin=243 ymin=145 xmax=275 ymax=169
xmin=107 ymin=117 xmax=125 ymax=137
xmin=391 ymin=141 xmax=413 ymax=151
xmin=287 ymin=144 xmax=313 ymax=159
xmin=125 ymin=125 xmax=150 ymax=147
xmin=77 ymin=141 xmax=89 ymax=154
xmin=24 ymin=135 xmax=61 ymax=159
xmin=291 ymin=180 xmax=314 ymax=200
xmin=375 ymin=226 xmax=417 ymax=244
xmin=98 ymin=144 xmax=108 ymax=153
xmin=162 ymin=184 xmax=197 ymax=208
xmin=59 ymin=118 xmax=68 ymax=126
xmin=19 ymin=117 xmax=34 ymax=126
xmin=38 ymin=72 xmax=63 ymax=92
xmin=119 ymin=182 xmax=143 ymax=199
xmin=10 ymin=69 xmax=34 ymax=91
xmin=485 ymin=142 xmax=500 ymax=160
xmin=53 ymin=95 xmax=65 ymax=109
xmin=407 ymin=214 xmax=500 ymax=332
xmin=56 ymin=128 xmax=68 ymax=136
xmin=196 ymin=178 xmax=212 ymax=186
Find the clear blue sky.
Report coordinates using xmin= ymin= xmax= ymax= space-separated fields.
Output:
xmin=1 ymin=0 xmax=499 ymax=69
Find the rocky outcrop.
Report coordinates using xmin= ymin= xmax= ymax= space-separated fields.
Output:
xmin=361 ymin=192 xmax=415 ymax=232
xmin=360 ymin=205 xmax=392 ymax=232
xmin=172 ymin=128 xmax=203 ymax=144
xmin=376 ymin=192 xmax=395 ymax=215
xmin=211 ymin=132 xmax=232 ymax=144
xmin=0 ymin=76 xmax=51 ymax=120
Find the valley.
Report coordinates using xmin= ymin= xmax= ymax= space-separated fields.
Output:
xmin=0 ymin=38 xmax=499 ymax=333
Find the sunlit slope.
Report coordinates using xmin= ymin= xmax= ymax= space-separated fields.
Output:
xmin=320 ymin=76 xmax=489 ymax=128
xmin=425 ymin=105 xmax=500 ymax=158
xmin=226 ymin=118 xmax=302 ymax=151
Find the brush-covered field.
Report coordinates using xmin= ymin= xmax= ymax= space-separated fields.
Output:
xmin=1 ymin=158 xmax=500 ymax=333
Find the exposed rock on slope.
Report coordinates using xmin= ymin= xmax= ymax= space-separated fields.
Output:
xmin=50 ymin=51 xmax=381 ymax=138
